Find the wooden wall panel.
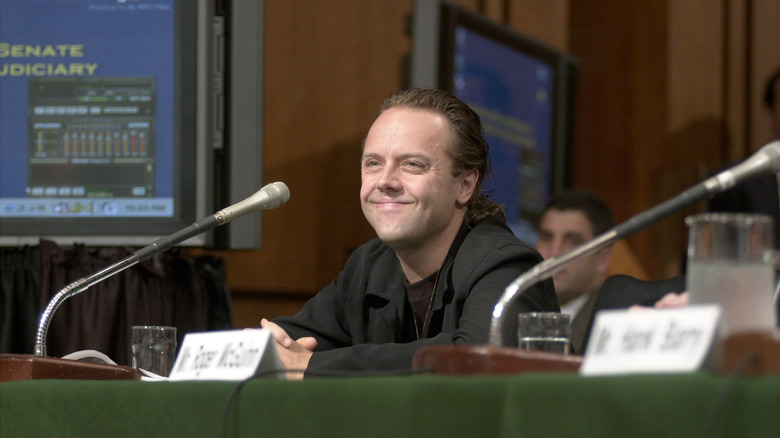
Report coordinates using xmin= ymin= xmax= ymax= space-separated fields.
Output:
xmin=653 ymin=0 xmax=728 ymax=277
xmin=567 ymin=0 xmax=778 ymax=279
xmin=506 ymin=0 xmax=569 ymax=51
xmin=667 ymin=1 xmax=725 ymax=132
xmin=750 ymin=0 xmax=780 ymax=149
xmin=725 ymin=0 xmax=749 ymax=161
xmin=567 ymin=0 xmax=644 ymax=237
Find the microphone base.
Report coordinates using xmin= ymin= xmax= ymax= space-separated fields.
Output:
xmin=414 ymin=331 xmax=780 ymax=376
xmin=412 ymin=345 xmax=582 ymax=375
xmin=0 ymin=354 xmax=141 ymax=382
xmin=718 ymin=330 xmax=780 ymax=375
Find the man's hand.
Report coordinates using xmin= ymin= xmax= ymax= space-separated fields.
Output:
xmin=629 ymin=292 xmax=690 ymax=311
xmin=260 ymin=318 xmax=317 ymax=380
xmin=653 ymin=291 xmax=689 ymax=308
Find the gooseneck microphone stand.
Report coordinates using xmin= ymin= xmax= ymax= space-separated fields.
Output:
xmin=34 ymin=182 xmax=290 ymax=357
xmin=34 ymin=218 xmax=219 ymax=357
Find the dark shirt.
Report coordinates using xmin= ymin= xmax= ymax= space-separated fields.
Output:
xmin=708 ymin=174 xmax=780 ymax=247
xmin=405 ymin=273 xmax=438 ymax=341
xmin=273 ymin=216 xmax=558 ymax=375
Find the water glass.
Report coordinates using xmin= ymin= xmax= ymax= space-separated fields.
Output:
xmin=517 ymin=312 xmax=571 ymax=354
xmin=131 ymin=325 xmax=177 ymax=377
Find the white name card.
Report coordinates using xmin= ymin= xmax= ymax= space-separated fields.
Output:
xmin=169 ymin=329 xmax=285 ymax=381
xmin=580 ymin=304 xmax=721 ymax=376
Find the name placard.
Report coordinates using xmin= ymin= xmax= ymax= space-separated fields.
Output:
xmin=169 ymin=329 xmax=285 ymax=381
xmin=580 ymin=305 xmax=721 ymax=376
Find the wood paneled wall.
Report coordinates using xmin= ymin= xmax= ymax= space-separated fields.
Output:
xmin=569 ymin=0 xmax=780 ymax=278
xmin=189 ymin=0 xmax=780 ymax=328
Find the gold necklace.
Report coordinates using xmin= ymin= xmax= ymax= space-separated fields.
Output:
xmin=414 ymin=269 xmax=440 ymax=340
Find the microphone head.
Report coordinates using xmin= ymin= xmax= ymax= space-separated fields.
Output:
xmin=262 ymin=181 xmax=291 ymax=209
xmin=216 ymin=181 xmax=291 ymax=225
xmin=712 ymin=140 xmax=780 ymax=192
xmin=759 ymin=140 xmax=780 ymax=173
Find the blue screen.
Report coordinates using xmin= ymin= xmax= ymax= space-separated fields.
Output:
xmin=0 ymin=0 xmax=177 ymax=219
xmin=450 ymin=25 xmax=557 ymax=245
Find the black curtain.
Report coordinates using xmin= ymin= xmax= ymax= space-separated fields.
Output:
xmin=1 ymin=240 xmax=232 ymax=366
xmin=1 ymin=244 xmax=41 ymax=355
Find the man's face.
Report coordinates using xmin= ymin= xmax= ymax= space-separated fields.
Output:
xmin=360 ymin=107 xmax=476 ymax=253
xmin=535 ymin=209 xmax=609 ymax=305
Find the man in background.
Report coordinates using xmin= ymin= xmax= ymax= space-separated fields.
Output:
xmin=534 ymin=190 xmax=614 ymax=354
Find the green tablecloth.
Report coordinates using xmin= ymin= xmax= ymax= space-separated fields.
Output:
xmin=2 ymin=373 xmax=779 ymax=437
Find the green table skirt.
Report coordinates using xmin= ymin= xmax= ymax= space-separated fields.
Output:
xmin=2 ymin=372 xmax=779 ymax=438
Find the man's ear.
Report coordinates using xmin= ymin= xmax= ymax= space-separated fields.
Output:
xmin=457 ymin=169 xmax=479 ymax=206
xmin=596 ymin=246 xmax=613 ymax=275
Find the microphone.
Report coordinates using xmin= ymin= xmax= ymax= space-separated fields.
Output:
xmin=489 ymin=141 xmax=780 ymax=346
xmin=214 ymin=181 xmax=290 ymax=224
xmin=33 ymin=181 xmax=290 ymax=357
xmin=135 ymin=181 xmax=290 ymax=260
xmin=702 ymin=140 xmax=780 ymax=193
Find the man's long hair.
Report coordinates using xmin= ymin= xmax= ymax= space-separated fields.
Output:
xmin=378 ymin=88 xmax=506 ymax=225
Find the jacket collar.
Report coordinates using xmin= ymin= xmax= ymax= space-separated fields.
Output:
xmin=364 ymin=219 xmax=473 ymax=305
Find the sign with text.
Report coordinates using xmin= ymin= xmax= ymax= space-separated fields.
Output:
xmin=169 ymin=329 xmax=285 ymax=381
xmin=580 ymin=305 xmax=721 ymax=376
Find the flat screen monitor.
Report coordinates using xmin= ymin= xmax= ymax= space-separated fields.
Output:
xmin=409 ymin=0 xmax=576 ymax=245
xmin=0 ymin=0 xmax=265 ymax=248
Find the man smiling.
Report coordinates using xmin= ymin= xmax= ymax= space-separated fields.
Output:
xmin=261 ymin=88 xmax=558 ymax=378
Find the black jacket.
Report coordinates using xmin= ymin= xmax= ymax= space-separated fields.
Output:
xmin=274 ymin=216 xmax=558 ymax=375
xmin=708 ymin=173 xmax=780 ymax=247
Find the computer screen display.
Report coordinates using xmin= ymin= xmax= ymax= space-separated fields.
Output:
xmin=0 ymin=0 xmax=202 ymax=245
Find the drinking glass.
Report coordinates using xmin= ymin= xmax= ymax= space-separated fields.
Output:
xmin=131 ymin=325 xmax=177 ymax=377
xmin=517 ymin=312 xmax=571 ymax=354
